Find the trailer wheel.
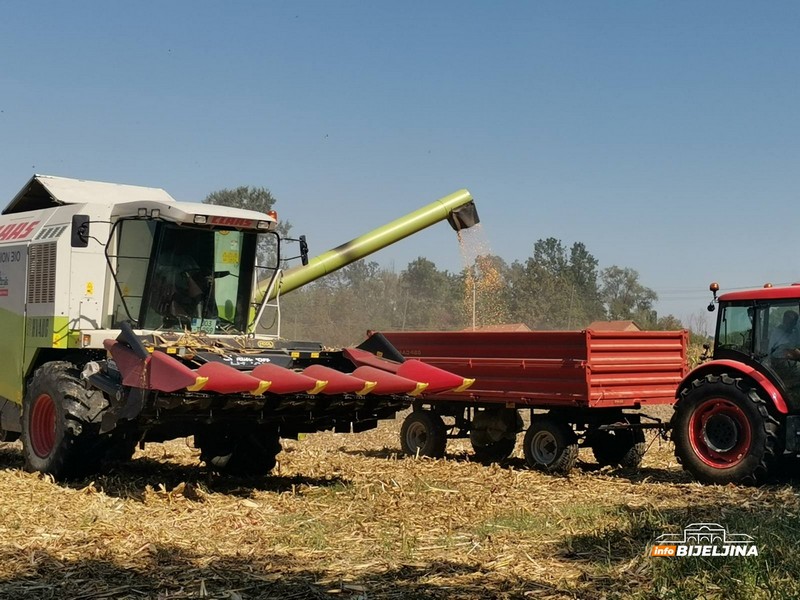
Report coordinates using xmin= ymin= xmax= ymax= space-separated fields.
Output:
xmin=589 ymin=428 xmax=646 ymax=469
xmin=198 ymin=426 xmax=282 ymax=477
xmin=672 ymin=374 xmax=779 ymax=485
xmin=21 ymin=361 xmax=108 ymax=479
xmin=400 ymin=411 xmax=447 ymax=458
xmin=523 ymin=417 xmax=578 ymax=475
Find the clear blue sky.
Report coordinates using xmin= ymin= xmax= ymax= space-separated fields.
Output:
xmin=1 ymin=2 xmax=798 ymax=331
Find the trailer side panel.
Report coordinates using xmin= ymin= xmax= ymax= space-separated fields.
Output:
xmin=383 ymin=329 xmax=688 ymax=409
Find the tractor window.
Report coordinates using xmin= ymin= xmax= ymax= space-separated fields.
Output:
xmin=717 ymin=305 xmax=753 ymax=353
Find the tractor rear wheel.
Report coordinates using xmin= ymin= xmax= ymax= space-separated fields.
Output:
xmin=21 ymin=361 xmax=109 ymax=479
xmin=672 ymin=374 xmax=779 ymax=485
xmin=523 ymin=417 xmax=579 ymax=475
xmin=400 ymin=411 xmax=447 ymax=458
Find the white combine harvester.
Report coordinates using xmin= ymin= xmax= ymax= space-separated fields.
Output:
xmin=0 ymin=175 xmax=479 ymax=479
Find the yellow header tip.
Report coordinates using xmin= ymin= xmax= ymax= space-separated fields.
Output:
xmin=452 ymin=378 xmax=475 ymax=393
xmin=187 ymin=376 xmax=209 ymax=392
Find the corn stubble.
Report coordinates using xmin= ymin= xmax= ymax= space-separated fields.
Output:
xmin=0 ymin=406 xmax=797 ymax=599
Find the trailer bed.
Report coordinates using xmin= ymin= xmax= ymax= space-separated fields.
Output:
xmin=383 ymin=329 xmax=688 ymax=409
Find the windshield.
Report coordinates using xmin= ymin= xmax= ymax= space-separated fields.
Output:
xmin=112 ymin=221 xmax=262 ymax=333
xmin=716 ymin=304 xmax=754 ymax=354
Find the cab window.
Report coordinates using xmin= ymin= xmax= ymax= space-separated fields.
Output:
xmin=717 ymin=305 xmax=753 ymax=353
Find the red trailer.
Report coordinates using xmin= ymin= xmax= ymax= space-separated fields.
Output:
xmin=370 ymin=329 xmax=688 ymax=474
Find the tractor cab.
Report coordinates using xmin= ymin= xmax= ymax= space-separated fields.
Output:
xmin=712 ymin=284 xmax=800 ymax=411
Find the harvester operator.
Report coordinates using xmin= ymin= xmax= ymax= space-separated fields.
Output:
xmin=151 ymin=249 xmax=216 ymax=326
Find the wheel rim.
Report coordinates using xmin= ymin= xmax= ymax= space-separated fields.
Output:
xmin=405 ymin=421 xmax=428 ymax=452
xmin=30 ymin=393 xmax=56 ymax=459
xmin=530 ymin=430 xmax=557 ymax=465
xmin=688 ymin=398 xmax=752 ymax=468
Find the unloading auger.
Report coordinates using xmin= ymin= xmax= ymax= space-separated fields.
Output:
xmin=261 ymin=188 xmax=480 ymax=300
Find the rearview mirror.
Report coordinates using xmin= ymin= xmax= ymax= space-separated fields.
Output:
xmin=71 ymin=214 xmax=90 ymax=248
xmin=299 ymin=235 xmax=309 ymax=266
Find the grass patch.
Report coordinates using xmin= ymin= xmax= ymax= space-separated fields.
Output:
xmin=473 ymin=509 xmax=553 ymax=540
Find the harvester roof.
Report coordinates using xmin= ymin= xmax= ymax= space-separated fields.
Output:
xmin=3 ymin=174 xmax=175 ymax=214
xmin=3 ymin=175 xmax=276 ymax=230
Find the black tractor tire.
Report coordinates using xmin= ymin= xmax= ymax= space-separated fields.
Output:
xmin=0 ymin=430 xmax=20 ymax=443
xmin=523 ymin=417 xmax=579 ymax=475
xmin=589 ymin=428 xmax=647 ymax=469
xmin=400 ymin=411 xmax=448 ymax=459
xmin=469 ymin=409 xmax=521 ymax=464
xmin=672 ymin=374 xmax=779 ymax=485
xmin=104 ymin=427 xmax=140 ymax=464
xmin=197 ymin=426 xmax=282 ymax=477
xmin=21 ymin=361 xmax=110 ymax=480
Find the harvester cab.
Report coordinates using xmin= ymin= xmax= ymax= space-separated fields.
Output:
xmin=0 ymin=175 xmax=479 ymax=480
xmin=672 ymin=281 xmax=800 ymax=485
xmin=88 ymin=204 xmax=280 ymax=337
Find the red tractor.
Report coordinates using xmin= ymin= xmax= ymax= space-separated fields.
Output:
xmin=672 ymin=282 xmax=800 ymax=484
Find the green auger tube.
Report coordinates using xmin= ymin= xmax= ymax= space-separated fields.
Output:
xmin=260 ymin=188 xmax=479 ymax=301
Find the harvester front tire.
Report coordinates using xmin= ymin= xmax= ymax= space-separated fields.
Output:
xmin=400 ymin=411 xmax=447 ymax=458
xmin=225 ymin=429 xmax=282 ymax=477
xmin=21 ymin=361 xmax=108 ymax=480
xmin=672 ymin=374 xmax=779 ymax=485
xmin=198 ymin=426 xmax=282 ymax=477
xmin=523 ymin=417 xmax=579 ymax=475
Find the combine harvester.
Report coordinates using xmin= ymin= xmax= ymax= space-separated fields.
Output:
xmin=0 ymin=175 xmax=477 ymax=479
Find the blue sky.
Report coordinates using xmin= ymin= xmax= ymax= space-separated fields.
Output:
xmin=1 ymin=2 xmax=798 ymax=330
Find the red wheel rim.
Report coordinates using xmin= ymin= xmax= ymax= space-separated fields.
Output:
xmin=688 ymin=397 xmax=752 ymax=468
xmin=30 ymin=393 xmax=56 ymax=458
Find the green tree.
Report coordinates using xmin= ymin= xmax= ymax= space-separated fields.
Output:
xmin=506 ymin=238 xmax=605 ymax=329
xmin=399 ymin=258 xmax=463 ymax=330
xmin=567 ymin=242 xmax=605 ymax=320
xmin=280 ymin=261 xmax=402 ymax=345
xmin=203 ymin=186 xmax=293 ymax=268
xmin=600 ymin=266 xmax=658 ymax=324
xmin=654 ymin=314 xmax=684 ymax=330
xmin=204 ymin=186 xmax=279 ymax=215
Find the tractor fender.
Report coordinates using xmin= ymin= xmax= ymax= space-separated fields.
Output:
xmin=676 ymin=359 xmax=789 ymax=415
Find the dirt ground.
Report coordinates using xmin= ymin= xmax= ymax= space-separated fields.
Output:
xmin=0 ymin=407 xmax=797 ymax=600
